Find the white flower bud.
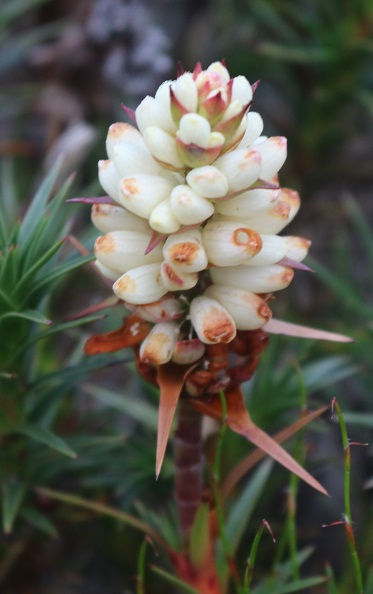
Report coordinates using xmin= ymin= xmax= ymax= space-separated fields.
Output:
xmin=282 ymin=236 xmax=311 ymax=262
xmin=126 ymin=296 xmax=185 ymax=323
xmin=214 ymin=149 xmax=261 ymax=192
xmin=255 ymin=136 xmax=287 ymax=180
xmin=186 ymin=166 xmax=228 ymax=199
xmin=202 ymin=221 xmax=262 ymax=266
xmin=139 ymin=322 xmax=178 ymax=365
xmin=215 ymin=188 xmax=280 ymax=217
xmin=204 ymin=284 xmax=272 ymax=330
xmin=237 ymin=112 xmax=264 ymax=148
xmin=136 ymin=95 xmax=176 ymax=136
xmin=119 ymin=174 xmax=175 ymax=219
xmin=94 ymin=260 xmax=121 ymax=281
xmin=113 ymin=263 xmax=167 ymax=304
xmin=171 ymin=73 xmax=198 ymax=112
xmin=231 ymin=75 xmax=253 ymax=105
xmin=170 ymin=185 xmax=214 ymax=225
xmin=98 ymin=160 xmax=121 ymax=202
xmin=190 ymin=296 xmax=236 ymax=344
xmin=244 ymin=234 xmax=290 ymax=266
xmin=172 ymin=339 xmax=206 ymax=365
xmin=206 ymin=61 xmax=230 ymax=84
xmin=149 ymin=199 xmax=181 ymax=234
xmin=143 ymin=127 xmax=184 ymax=170
xmin=94 ymin=231 xmax=163 ymax=274
xmin=238 ymin=200 xmax=292 ymax=234
xmin=220 ymin=99 xmax=243 ymax=123
xmin=91 ymin=203 xmax=150 ymax=234
xmin=177 ymin=114 xmax=211 ymax=148
xmin=163 ymin=228 xmax=208 ymax=273
xmin=106 ymin=123 xmax=145 ymax=160
xmin=113 ymin=143 xmax=162 ymax=177
xmin=160 ymin=261 xmax=199 ymax=291
xmin=210 ymin=264 xmax=294 ymax=293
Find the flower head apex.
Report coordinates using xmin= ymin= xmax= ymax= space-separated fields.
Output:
xmin=91 ymin=60 xmax=312 ymax=387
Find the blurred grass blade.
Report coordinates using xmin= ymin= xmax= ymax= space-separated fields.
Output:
xmin=20 ymin=505 xmax=58 ymax=538
xmin=252 ymin=576 xmax=326 ymax=593
xmin=0 ymin=310 xmax=52 ymax=325
xmin=1 ymin=480 xmax=26 ymax=533
xmin=16 ymin=424 xmax=77 ymax=458
xmin=151 ymin=566 xmax=199 ymax=594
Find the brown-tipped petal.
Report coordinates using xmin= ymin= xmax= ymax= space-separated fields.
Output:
xmin=278 ymin=188 xmax=301 ymax=223
xmin=163 ymin=228 xmax=208 ymax=273
xmin=113 ymin=263 xmax=167 ymax=304
xmin=239 ymin=200 xmax=291 ymax=234
xmin=205 ymin=284 xmax=272 ymax=330
xmin=255 ymin=136 xmax=287 ymax=180
xmin=186 ymin=166 xmax=228 ymax=199
xmin=210 ymin=264 xmax=294 ymax=293
xmin=139 ymin=322 xmax=178 ymax=365
xmin=98 ymin=159 xmax=121 ymax=202
xmin=172 ymin=339 xmax=206 ymax=365
xmin=160 ymin=261 xmax=199 ymax=291
xmin=94 ymin=231 xmax=163 ymax=274
xmin=119 ymin=174 xmax=175 ymax=219
xmin=282 ymin=236 xmax=311 ymax=262
xmin=244 ymin=234 xmax=289 ymax=266
xmin=202 ymin=221 xmax=262 ymax=266
xmin=215 ymin=188 xmax=280 ymax=216
xmin=125 ymin=296 xmax=185 ymax=323
xmin=106 ymin=122 xmax=145 ymax=160
xmin=91 ymin=203 xmax=150 ymax=234
xmin=214 ymin=149 xmax=261 ymax=192
xmin=170 ymin=185 xmax=214 ymax=225
xmin=190 ymin=296 xmax=237 ymax=344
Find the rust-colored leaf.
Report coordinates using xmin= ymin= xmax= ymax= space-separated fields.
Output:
xmin=221 ymin=405 xmax=328 ymax=499
xmin=84 ymin=315 xmax=151 ymax=355
xmin=156 ymin=363 xmax=198 ymax=479
xmin=188 ymin=388 xmax=328 ymax=495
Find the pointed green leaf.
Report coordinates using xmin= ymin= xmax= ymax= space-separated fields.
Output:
xmin=0 ymin=309 xmax=52 ymax=325
xmin=252 ymin=576 xmax=326 ymax=594
xmin=151 ymin=566 xmax=199 ymax=594
xmin=20 ymin=505 xmax=58 ymax=538
xmin=17 ymin=424 xmax=77 ymax=458
xmin=1 ymin=480 xmax=26 ymax=533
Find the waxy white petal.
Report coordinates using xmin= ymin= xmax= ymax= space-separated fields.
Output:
xmin=206 ymin=61 xmax=230 ymax=84
xmin=237 ymin=112 xmax=264 ymax=148
xmin=245 ymin=234 xmax=290 ymax=266
xmin=256 ymin=136 xmax=287 ymax=180
xmin=113 ymin=263 xmax=167 ymax=304
xmin=119 ymin=174 xmax=175 ymax=219
xmin=202 ymin=221 xmax=262 ymax=266
xmin=170 ymin=185 xmax=214 ymax=225
xmin=139 ymin=322 xmax=178 ymax=365
xmin=177 ymin=114 xmax=211 ymax=148
xmin=106 ymin=122 xmax=145 ymax=160
xmin=126 ymin=296 xmax=185 ymax=323
xmin=214 ymin=149 xmax=261 ymax=192
xmin=94 ymin=260 xmax=121 ymax=281
xmin=98 ymin=160 xmax=121 ymax=202
xmin=163 ymin=228 xmax=208 ymax=273
xmin=136 ymin=95 xmax=176 ymax=135
xmin=210 ymin=264 xmax=294 ymax=293
xmin=113 ymin=143 xmax=162 ymax=177
xmin=94 ymin=231 xmax=163 ymax=274
xmin=215 ymin=188 xmax=280 ymax=217
xmin=91 ymin=203 xmax=150 ymax=234
xmin=186 ymin=166 xmax=228 ymax=199
xmin=282 ymin=236 xmax=311 ymax=262
xmin=160 ymin=261 xmax=199 ymax=291
xmin=149 ymin=199 xmax=181 ymax=234
xmin=205 ymin=284 xmax=272 ymax=330
xmin=143 ymin=127 xmax=184 ymax=170
xmin=190 ymin=296 xmax=236 ymax=344
xmin=171 ymin=73 xmax=198 ymax=112
xmin=237 ymin=200 xmax=292 ymax=234
xmin=231 ymin=75 xmax=252 ymax=105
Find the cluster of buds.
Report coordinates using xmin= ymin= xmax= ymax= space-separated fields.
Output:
xmin=92 ymin=61 xmax=310 ymax=377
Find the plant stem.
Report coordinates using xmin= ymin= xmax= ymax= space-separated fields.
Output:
xmin=174 ymin=400 xmax=204 ymax=546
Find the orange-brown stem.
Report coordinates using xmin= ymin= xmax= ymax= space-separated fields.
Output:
xmin=174 ymin=400 xmax=204 ymax=545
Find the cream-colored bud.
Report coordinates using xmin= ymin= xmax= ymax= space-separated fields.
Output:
xmin=113 ymin=143 xmax=162 ymax=177
xmin=206 ymin=61 xmax=230 ymax=84
xmin=237 ymin=112 xmax=264 ymax=148
xmin=170 ymin=185 xmax=214 ymax=225
xmin=190 ymin=296 xmax=236 ymax=344
xmin=98 ymin=160 xmax=121 ymax=202
xmin=177 ymin=114 xmax=211 ymax=148
xmin=94 ymin=260 xmax=121 ymax=281
xmin=163 ymin=228 xmax=208 ymax=272
xmin=215 ymin=188 xmax=280 ymax=217
xmin=210 ymin=264 xmax=294 ymax=293
xmin=106 ymin=123 xmax=145 ymax=160
xmin=202 ymin=221 xmax=262 ymax=266
xmin=186 ymin=166 xmax=228 ymax=199
xmin=244 ymin=234 xmax=290 ymax=266
xmin=119 ymin=174 xmax=175 ymax=219
xmin=126 ymin=296 xmax=185 ymax=323
xmin=160 ymin=261 xmax=199 ymax=291
xmin=282 ymin=236 xmax=311 ymax=262
xmin=113 ymin=263 xmax=167 ymax=304
xmin=149 ymin=199 xmax=181 ymax=234
xmin=220 ymin=99 xmax=243 ymax=123
xmin=171 ymin=73 xmax=198 ymax=112
xmin=205 ymin=284 xmax=272 ymax=330
xmin=135 ymin=95 xmax=176 ymax=136
xmin=94 ymin=231 xmax=163 ymax=274
xmin=255 ymin=136 xmax=287 ymax=180
xmin=231 ymin=75 xmax=252 ymax=105
xmin=91 ymin=203 xmax=150 ymax=234
xmin=139 ymin=322 xmax=178 ymax=365
xmin=214 ymin=149 xmax=261 ymax=192
xmin=279 ymin=188 xmax=301 ymax=223
xmin=143 ymin=127 xmax=184 ymax=170
xmin=172 ymin=339 xmax=206 ymax=365
xmin=238 ymin=200 xmax=291 ymax=234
